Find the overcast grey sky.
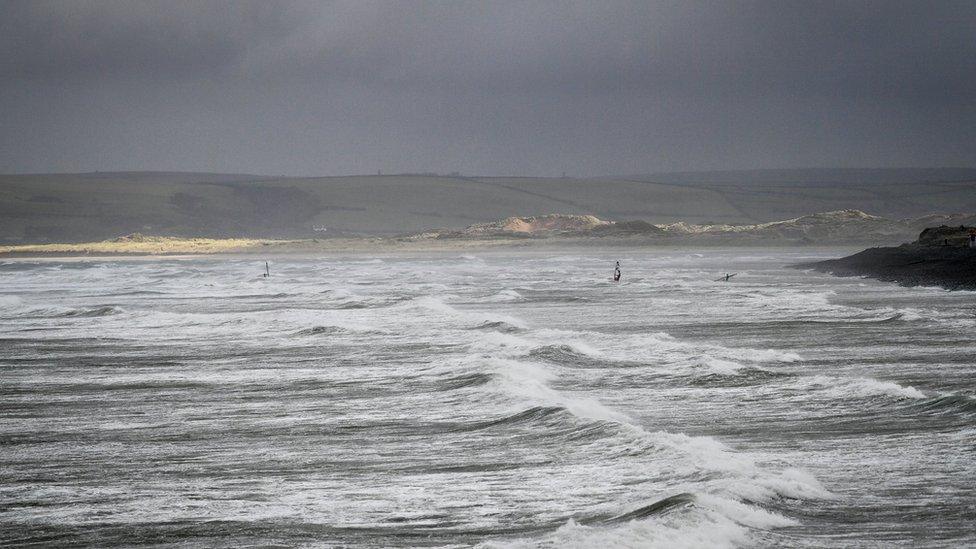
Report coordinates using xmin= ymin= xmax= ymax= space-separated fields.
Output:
xmin=1 ymin=0 xmax=974 ymax=176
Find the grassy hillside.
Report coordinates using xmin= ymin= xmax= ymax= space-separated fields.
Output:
xmin=631 ymin=168 xmax=976 ymax=221
xmin=1 ymin=169 xmax=974 ymax=243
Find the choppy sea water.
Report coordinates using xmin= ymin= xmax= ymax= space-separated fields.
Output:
xmin=1 ymin=249 xmax=974 ymax=548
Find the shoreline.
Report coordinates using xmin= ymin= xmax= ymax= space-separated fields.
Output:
xmin=0 ymin=235 xmax=882 ymax=259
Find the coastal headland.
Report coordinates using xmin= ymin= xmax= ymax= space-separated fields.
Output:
xmin=794 ymin=226 xmax=976 ymax=290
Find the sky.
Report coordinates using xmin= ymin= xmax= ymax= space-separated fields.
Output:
xmin=1 ymin=0 xmax=974 ymax=177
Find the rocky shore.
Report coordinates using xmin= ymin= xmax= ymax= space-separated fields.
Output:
xmin=795 ymin=226 xmax=976 ymax=290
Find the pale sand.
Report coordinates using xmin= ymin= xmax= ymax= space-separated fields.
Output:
xmin=0 ymin=236 xmax=573 ymax=258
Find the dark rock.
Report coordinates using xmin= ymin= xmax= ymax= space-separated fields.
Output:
xmin=794 ymin=227 xmax=976 ymax=290
xmin=917 ymin=225 xmax=974 ymax=247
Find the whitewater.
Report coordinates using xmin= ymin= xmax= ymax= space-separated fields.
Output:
xmin=1 ymin=249 xmax=974 ymax=547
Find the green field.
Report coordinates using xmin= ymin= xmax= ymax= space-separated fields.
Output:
xmin=2 ymin=169 xmax=974 ymax=244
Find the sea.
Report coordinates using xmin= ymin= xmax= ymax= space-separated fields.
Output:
xmin=1 ymin=249 xmax=974 ymax=548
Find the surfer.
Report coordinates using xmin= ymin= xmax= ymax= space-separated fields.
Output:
xmin=263 ymin=261 xmax=270 ymax=278
xmin=715 ymin=272 xmax=737 ymax=282
xmin=613 ymin=261 xmax=621 ymax=282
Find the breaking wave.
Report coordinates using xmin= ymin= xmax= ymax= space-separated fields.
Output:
xmin=7 ymin=252 xmax=965 ymax=548
xmin=295 ymin=325 xmax=347 ymax=336
xmin=798 ymin=375 xmax=926 ymax=400
xmin=57 ymin=305 xmax=124 ymax=317
xmin=437 ymin=372 xmax=495 ymax=391
xmin=910 ymin=393 xmax=976 ymax=416
xmin=469 ymin=320 xmax=525 ymax=333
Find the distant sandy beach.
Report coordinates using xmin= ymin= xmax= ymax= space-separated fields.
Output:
xmin=0 ymin=235 xmax=873 ymax=260
xmin=0 ymin=236 xmax=527 ymax=258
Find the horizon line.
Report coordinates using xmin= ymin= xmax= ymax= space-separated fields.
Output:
xmin=3 ymin=166 xmax=976 ymax=179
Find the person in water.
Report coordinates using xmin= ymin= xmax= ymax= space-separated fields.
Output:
xmin=613 ymin=261 xmax=621 ymax=282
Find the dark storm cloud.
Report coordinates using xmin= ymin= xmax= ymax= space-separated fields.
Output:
xmin=1 ymin=1 xmax=974 ymax=175
xmin=0 ymin=1 xmax=304 ymax=79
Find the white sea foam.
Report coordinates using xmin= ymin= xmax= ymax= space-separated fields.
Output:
xmin=7 ymin=251 xmax=962 ymax=548
xmin=403 ymin=295 xmax=530 ymax=331
xmin=894 ymin=308 xmax=924 ymax=321
xmin=483 ymin=508 xmax=753 ymax=549
xmin=451 ymin=311 xmax=831 ymax=515
xmin=697 ymin=358 xmax=751 ymax=374
xmin=483 ymin=289 xmax=524 ymax=302
xmin=0 ymin=295 xmax=23 ymax=308
xmin=719 ymin=468 xmax=834 ymax=503
xmin=801 ymin=375 xmax=926 ymax=400
xmin=325 ymin=288 xmax=357 ymax=300
xmin=525 ymin=328 xmax=801 ymax=370
xmin=695 ymin=493 xmax=798 ymax=528
xmin=474 ymin=345 xmax=832 ymax=524
xmin=488 ymin=357 xmax=631 ymax=423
